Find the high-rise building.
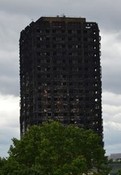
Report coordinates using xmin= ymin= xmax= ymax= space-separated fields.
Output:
xmin=20 ymin=16 xmax=102 ymax=139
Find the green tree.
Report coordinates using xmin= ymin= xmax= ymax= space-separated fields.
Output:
xmin=0 ymin=157 xmax=7 ymax=175
xmin=1 ymin=121 xmax=109 ymax=175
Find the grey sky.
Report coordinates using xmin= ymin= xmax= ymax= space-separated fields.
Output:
xmin=0 ymin=0 xmax=121 ymax=157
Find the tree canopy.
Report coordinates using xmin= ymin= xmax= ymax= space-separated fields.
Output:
xmin=0 ymin=121 xmax=109 ymax=175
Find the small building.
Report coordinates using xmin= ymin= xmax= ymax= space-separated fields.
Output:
xmin=109 ymin=153 xmax=121 ymax=162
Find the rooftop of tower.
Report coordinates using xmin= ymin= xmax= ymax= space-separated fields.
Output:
xmin=36 ymin=16 xmax=86 ymax=23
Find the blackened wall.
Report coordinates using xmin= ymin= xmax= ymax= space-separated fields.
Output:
xmin=20 ymin=17 xmax=102 ymax=139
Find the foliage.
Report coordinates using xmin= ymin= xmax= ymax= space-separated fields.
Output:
xmin=119 ymin=169 xmax=121 ymax=175
xmin=0 ymin=121 xmax=109 ymax=175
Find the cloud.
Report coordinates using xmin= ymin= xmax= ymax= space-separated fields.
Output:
xmin=0 ymin=11 xmax=30 ymax=95
xmin=103 ymin=92 xmax=121 ymax=155
xmin=104 ymin=122 xmax=121 ymax=155
xmin=0 ymin=50 xmax=19 ymax=95
xmin=106 ymin=143 xmax=121 ymax=155
xmin=102 ymin=91 xmax=121 ymax=108
xmin=0 ymin=0 xmax=121 ymax=31
xmin=101 ymin=31 xmax=121 ymax=94
xmin=0 ymin=94 xmax=19 ymax=157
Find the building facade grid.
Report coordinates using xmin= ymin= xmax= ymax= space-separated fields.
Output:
xmin=20 ymin=16 xmax=102 ymax=139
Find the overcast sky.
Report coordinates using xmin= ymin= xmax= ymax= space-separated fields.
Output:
xmin=0 ymin=0 xmax=121 ymax=157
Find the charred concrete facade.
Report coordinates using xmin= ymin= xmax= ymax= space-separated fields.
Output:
xmin=20 ymin=17 xmax=102 ymax=138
